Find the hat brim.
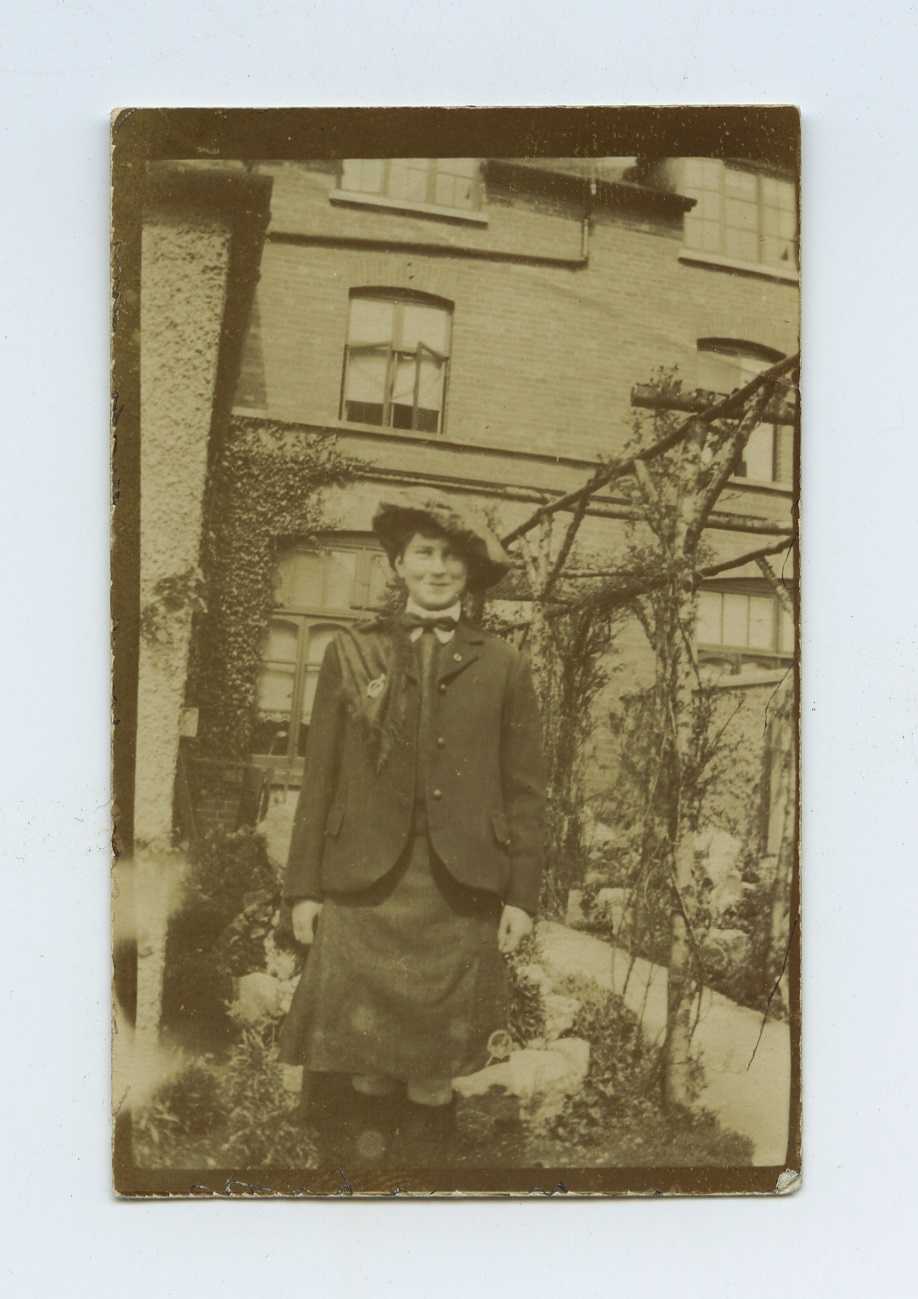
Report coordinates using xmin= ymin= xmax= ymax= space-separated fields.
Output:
xmin=372 ymin=494 xmax=512 ymax=592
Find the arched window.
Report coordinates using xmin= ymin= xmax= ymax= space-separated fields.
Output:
xmin=340 ymin=290 xmax=452 ymax=434
xmin=697 ymin=339 xmax=791 ymax=485
xmin=251 ymin=538 xmax=393 ymax=773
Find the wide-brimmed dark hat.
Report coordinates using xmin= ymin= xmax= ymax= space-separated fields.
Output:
xmin=372 ymin=489 xmax=512 ymax=592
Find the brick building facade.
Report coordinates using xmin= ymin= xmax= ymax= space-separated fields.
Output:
xmin=184 ymin=155 xmax=798 ymax=852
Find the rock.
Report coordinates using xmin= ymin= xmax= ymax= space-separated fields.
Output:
xmin=231 ymin=971 xmax=284 ymax=1023
xmin=454 ymin=1038 xmax=590 ymax=1124
xmin=565 ymin=889 xmax=586 ymax=927
xmin=699 ymin=928 xmax=752 ymax=981
xmin=710 ymin=874 xmax=743 ymax=913
xmin=595 ymin=887 xmax=629 ymax=934
xmin=699 ymin=829 xmax=742 ymax=887
xmin=258 ymin=799 xmax=298 ymax=882
xmin=542 ymin=993 xmax=580 ymax=1043
xmin=280 ymin=1064 xmax=303 ymax=1095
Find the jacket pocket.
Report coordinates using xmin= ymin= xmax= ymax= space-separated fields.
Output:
xmin=491 ymin=810 xmax=511 ymax=848
xmin=325 ymin=805 xmax=344 ymax=838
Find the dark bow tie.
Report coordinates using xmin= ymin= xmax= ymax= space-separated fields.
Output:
xmin=400 ymin=613 xmax=459 ymax=634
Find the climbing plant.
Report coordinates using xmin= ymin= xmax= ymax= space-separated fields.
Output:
xmin=187 ymin=417 xmax=359 ymax=757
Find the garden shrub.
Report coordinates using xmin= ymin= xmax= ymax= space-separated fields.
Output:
xmin=161 ymin=826 xmax=283 ymax=1043
xmin=548 ymin=978 xmax=754 ymax=1166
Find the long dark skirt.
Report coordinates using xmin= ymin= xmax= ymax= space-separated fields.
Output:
xmin=278 ymin=835 xmax=508 ymax=1080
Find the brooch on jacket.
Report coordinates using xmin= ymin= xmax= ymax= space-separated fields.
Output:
xmin=366 ymin=673 xmax=387 ymax=699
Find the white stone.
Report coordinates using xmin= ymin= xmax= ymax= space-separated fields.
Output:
xmin=454 ymin=1038 xmax=590 ymax=1124
xmin=565 ymin=889 xmax=586 ymax=927
xmin=542 ymin=992 xmax=580 ymax=1043
xmin=231 ymin=971 xmax=284 ymax=1023
xmin=701 ymin=829 xmax=742 ymax=887
xmin=258 ymin=799 xmax=298 ymax=881
xmin=280 ymin=1064 xmax=303 ymax=1094
xmin=595 ymin=887 xmax=629 ymax=934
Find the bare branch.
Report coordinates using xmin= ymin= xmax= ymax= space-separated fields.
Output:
xmin=755 ymin=555 xmax=795 ymax=615
xmin=500 ymin=351 xmax=799 ymax=548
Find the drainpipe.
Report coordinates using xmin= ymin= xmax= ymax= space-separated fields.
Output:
xmin=581 ymin=176 xmax=597 ymax=261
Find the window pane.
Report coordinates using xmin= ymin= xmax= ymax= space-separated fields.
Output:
xmin=742 ymin=422 xmax=775 ymax=481
xmin=341 ymin=159 xmax=384 ymax=194
xmin=441 ymin=158 xmax=477 ymax=179
xmin=256 ymin=665 xmax=295 ymax=716
xmin=722 ymin=594 xmax=749 ymax=646
xmin=725 ymin=197 xmax=759 ymax=232
xmin=366 ymin=551 xmax=393 ymax=607
xmin=780 ymin=606 xmax=795 ymax=652
xmin=276 ymin=551 xmax=325 ymax=608
xmin=261 ymin=619 xmax=298 ymax=663
xmin=725 ymin=227 xmax=758 ymax=262
xmin=700 ymin=221 xmax=722 ymax=252
xmin=696 ymin=591 xmax=723 ymax=643
xmin=345 ymin=349 xmax=388 ymax=403
xmin=725 ymin=167 xmax=757 ymax=196
xmin=748 ymin=596 xmax=775 ymax=649
xmin=391 ymin=354 xmax=417 ymax=406
xmin=388 ymin=159 xmax=428 ymax=203
xmin=322 ymin=549 xmax=358 ymax=607
xmin=400 ymin=303 xmax=450 ymax=354
xmin=416 ymin=354 xmax=445 ymax=411
xmin=300 ymin=626 xmax=339 ymax=721
xmin=348 ymin=297 xmax=394 ymax=345
xmin=682 ymin=158 xmax=703 ymax=187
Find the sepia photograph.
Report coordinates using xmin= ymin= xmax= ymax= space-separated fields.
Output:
xmin=111 ymin=107 xmax=801 ymax=1196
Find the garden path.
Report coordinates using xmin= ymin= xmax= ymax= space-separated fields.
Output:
xmin=537 ymin=921 xmax=792 ymax=1166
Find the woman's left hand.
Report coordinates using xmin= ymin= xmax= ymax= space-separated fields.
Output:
xmin=498 ymin=904 xmax=533 ymax=955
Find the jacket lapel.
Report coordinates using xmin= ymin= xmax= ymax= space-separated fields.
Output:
xmin=436 ymin=620 xmax=483 ymax=685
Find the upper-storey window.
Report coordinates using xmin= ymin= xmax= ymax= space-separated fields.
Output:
xmin=697 ymin=340 xmax=792 ymax=486
xmin=341 ymin=291 xmax=452 ymax=434
xmin=682 ymin=159 xmax=797 ymax=272
xmin=340 ymin=159 xmax=481 ymax=212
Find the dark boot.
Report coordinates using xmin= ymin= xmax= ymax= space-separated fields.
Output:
xmin=390 ymin=1097 xmax=457 ymax=1167
xmin=304 ymin=1078 xmax=400 ymax=1169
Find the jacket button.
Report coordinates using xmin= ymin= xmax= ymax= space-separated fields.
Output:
xmin=436 ymin=736 xmax=446 ymax=747
xmin=438 ymin=683 xmax=447 ymax=694
xmin=432 ymin=789 xmax=443 ymax=800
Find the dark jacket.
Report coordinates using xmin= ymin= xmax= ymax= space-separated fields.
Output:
xmin=283 ymin=619 xmax=546 ymax=915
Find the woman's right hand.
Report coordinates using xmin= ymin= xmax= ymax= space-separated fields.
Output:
xmin=291 ymin=899 xmax=324 ymax=945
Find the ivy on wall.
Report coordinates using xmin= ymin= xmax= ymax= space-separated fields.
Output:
xmin=187 ymin=418 xmax=359 ymax=757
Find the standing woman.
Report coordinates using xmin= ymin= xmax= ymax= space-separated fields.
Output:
xmin=278 ymin=490 xmax=546 ymax=1166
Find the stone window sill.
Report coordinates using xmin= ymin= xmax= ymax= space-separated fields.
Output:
xmin=679 ymin=248 xmax=799 ymax=285
xmin=329 ymin=189 xmax=489 ymax=226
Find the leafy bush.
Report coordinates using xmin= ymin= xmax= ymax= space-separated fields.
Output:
xmin=220 ymin=1023 xmax=318 ymax=1168
xmin=505 ymin=936 xmax=547 ymax=1047
xmin=162 ymin=826 xmax=280 ymax=1042
xmin=134 ymin=1026 xmax=318 ymax=1170
xmin=547 ymin=978 xmax=753 ymax=1166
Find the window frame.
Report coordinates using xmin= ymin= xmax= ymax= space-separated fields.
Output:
xmin=335 ymin=158 xmax=484 ymax=217
xmin=681 ymin=158 xmax=798 ymax=278
xmin=695 ymin=580 xmax=795 ymax=678
xmin=339 ymin=290 xmax=453 ymax=435
xmin=696 ymin=339 xmax=791 ymax=488
xmin=250 ymin=536 xmax=392 ymax=775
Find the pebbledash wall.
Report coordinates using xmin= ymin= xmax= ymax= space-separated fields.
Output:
xmin=190 ymin=157 xmax=799 ymax=847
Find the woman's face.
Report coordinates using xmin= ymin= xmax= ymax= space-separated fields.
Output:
xmin=394 ymin=530 xmax=469 ymax=610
